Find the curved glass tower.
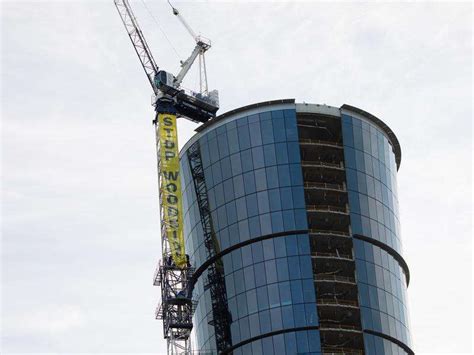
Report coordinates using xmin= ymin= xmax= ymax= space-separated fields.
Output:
xmin=179 ymin=99 xmax=412 ymax=355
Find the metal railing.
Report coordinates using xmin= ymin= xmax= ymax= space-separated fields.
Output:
xmin=314 ymin=274 xmax=356 ymax=283
xmin=306 ymin=204 xmax=348 ymax=214
xmin=304 ymin=181 xmax=346 ymax=191
xmin=309 ymin=229 xmax=350 ymax=237
xmin=317 ymin=298 xmax=359 ymax=307
xmin=299 ymin=138 xmax=343 ymax=148
xmin=301 ymin=161 xmax=344 ymax=169
xmin=312 ymin=251 xmax=353 ymax=260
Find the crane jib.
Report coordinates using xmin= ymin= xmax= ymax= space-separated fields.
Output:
xmin=158 ymin=113 xmax=186 ymax=268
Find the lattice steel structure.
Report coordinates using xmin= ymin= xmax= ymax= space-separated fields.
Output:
xmin=187 ymin=141 xmax=232 ymax=353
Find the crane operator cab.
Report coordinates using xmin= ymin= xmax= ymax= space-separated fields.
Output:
xmin=153 ymin=70 xmax=219 ymax=123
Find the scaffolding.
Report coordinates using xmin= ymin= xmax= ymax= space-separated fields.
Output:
xmin=187 ymin=141 xmax=232 ymax=354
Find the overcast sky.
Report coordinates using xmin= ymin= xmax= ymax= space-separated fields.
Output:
xmin=1 ymin=1 xmax=472 ymax=354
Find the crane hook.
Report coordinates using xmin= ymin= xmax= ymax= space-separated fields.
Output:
xmin=167 ymin=0 xmax=179 ymax=16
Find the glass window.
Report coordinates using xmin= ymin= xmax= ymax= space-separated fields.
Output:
xmin=262 ymin=239 xmax=275 ymax=260
xmin=270 ymin=308 xmax=283 ymax=332
xmin=271 ymin=211 xmax=284 ymax=233
xmin=307 ymin=330 xmax=321 ymax=352
xmin=252 ymin=242 xmax=264 ymax=263
xmin=284 ymin=109 xmax=298 ymax=141
xmin=302 ymin=278 xmax=315 ymax=303
xmin=260 ymin=213 xmax=272 ymax=235
xmin=237 ymin=124 xmax=251 ymax=150
xmin=274 ymin=237 xmax=287 ymax=258
xmin=344 ymin=147 xmax=356 ymax=169
xmin=255 ymin=168 xmax=267 ymax=192
xmin=299 ymin=256 xmax=313 ymax=279
xmin=296 ymin=330 xmax=309 ymax=353
xmin=290 ymin=280 xmax=304 ymax=304
xmin=257 ymin=285 xmax=269 ymax=310
xmin=275 ymin=143 xmax=289 ymax=164
xmin=276 ymin=258 xmax=289 ymax=281
xmin=231 ymin=316 xmax=240 ymax=344
xmin=218 ymin=132 xmax=229 ymax=159
xmin=288 ymin=256 xmax=301 ymax=279
xmin=289 ymin=164 xmax=303 ymax=186
xmin=241 ymin=245 xmax=253 ymax=267
xmin=247 ymin=288 xmax=258 ymax=314
xmin=273 ymin=116 xmax=286 ymax=142
xmin=266 ymin=166 xmax=279 ymax=189
xmin=237 ymin=292 xmax=248 ymax=318
xmin=241 ymin=149 xmax=254 ymax=173
xmin=208 ymin=137 xmax=219 ymax=164
xmin=249 ymin=120 xmax=262 ymax=147
xmin=294 ymin=209 xmax=308 ymax=229
xmin=292 ymin=186 xmax=305 ymax=208
xmin=212 ymin=161 xmax=222 ymax=185
xmin=246 ymin=193 xmax=258 ymax=217
xmin=353 ymin=124 xmax=364 ymax=151
xmin=255 ymin=262 xmax=266 ymax=287
xmin=356 ymin=149 xmax=366 ymax=172
xmin=249 ymin=312 xmax=260 ymax=338
xmin=252 ymin=146 xmax=265 ymax=169
xmin=293 ymin=304 xmax=306 ymax=327
xmin=237 ymin=220 xmax=249 ymax=242
xmin=286 ymin=234 xmax=298 ymax=256
xmin=244 ymin=171 xmax=256 ymax=195
xmin=249 ymin=215 xmax=261 ymax=238
xmin=282 ymin=306 xmax=295 ymax=330
xmin=287 ymin=142 xmax=301 ymax=163
xmin=222 ymin=172 xmax=235 ymax=199
xmin=232 ymin=249 xmax=242 ymax=270
xmin=269 ymin=189 xmax=282 ymax=212
xmin=226 ymin=274 xmax=235 ymax=298
xmin=261 ymin=329 xmax=273 ymax=353
xmin=342 ymin=120 xmax=354 ymax=147
xmin=217 ymin=206 xmax=227 ymax=228
xmin=346 ymin=168 xmax=358 ymax=191
xmin=234 ymin=269 xmax=245 ymax=295
xmin=268 ymin=283 xmax=280 ymax=308
xmin=261 ymin=119 xmax=274 ymax=145
xmin=263 ymin=144 xmax=277 ymax=166
xmin=233 ymin=175 xmax=245 ymax=199
xmin=282 ymin=210 xmax=296 ymax=230
xmin=273 ymin=181 xmax=291 ymax=206
xmin=265 ymin=260 xmax=278 ymax=284
xmin=228 ymin=127 xmax=240 ymax=154
xmin=236 ymin=196 xmax=247 ymax=221
xmin=230 ymin=152 xmax=242 ymax=176
xmin=258 ymin=191 xmax=270 ymax=214
xmin=226 ymin=201 xmax=237 ymax=225
xmin=279 ymin=281 xmax=292 ymax=305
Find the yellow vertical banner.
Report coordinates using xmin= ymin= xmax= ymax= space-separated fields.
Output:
xmin=158 ymin=113 xmax=186 ymax=268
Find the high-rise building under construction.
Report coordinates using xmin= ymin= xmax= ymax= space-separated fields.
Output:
xmin=178 ymin=99 xmax=412 ymax=355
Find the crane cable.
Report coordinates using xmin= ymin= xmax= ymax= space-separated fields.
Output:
xmin=138 ymin=0 xmax=181 ymax=60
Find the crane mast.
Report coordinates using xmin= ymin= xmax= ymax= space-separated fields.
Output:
xmin=113 ymin=1 xmax=222 ymax=354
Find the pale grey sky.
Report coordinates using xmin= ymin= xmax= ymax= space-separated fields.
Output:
xmin=1 ymin=1 xmax=472 ymax=354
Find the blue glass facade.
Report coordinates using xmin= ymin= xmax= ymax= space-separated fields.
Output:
xmin=180 ymin=108 xmax=321 ymax=354
xmin=341 ymin=113 xmax=412 ymax=353
xmin=179 ymin=101 xmax=412 ymax=354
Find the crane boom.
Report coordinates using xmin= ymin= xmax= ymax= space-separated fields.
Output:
xmin=114 ymin=0 xmax=159 ymax=94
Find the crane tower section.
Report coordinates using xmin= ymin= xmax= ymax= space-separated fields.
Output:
xmin=114 ymin=0 xmax=220 ymax=354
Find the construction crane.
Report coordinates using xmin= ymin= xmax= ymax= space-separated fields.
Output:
xmin=114 ymin=1 xmax=231 ymax=354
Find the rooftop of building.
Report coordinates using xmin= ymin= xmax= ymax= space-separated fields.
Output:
xmin=182 ymin=99 xmax=401 ymax=169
